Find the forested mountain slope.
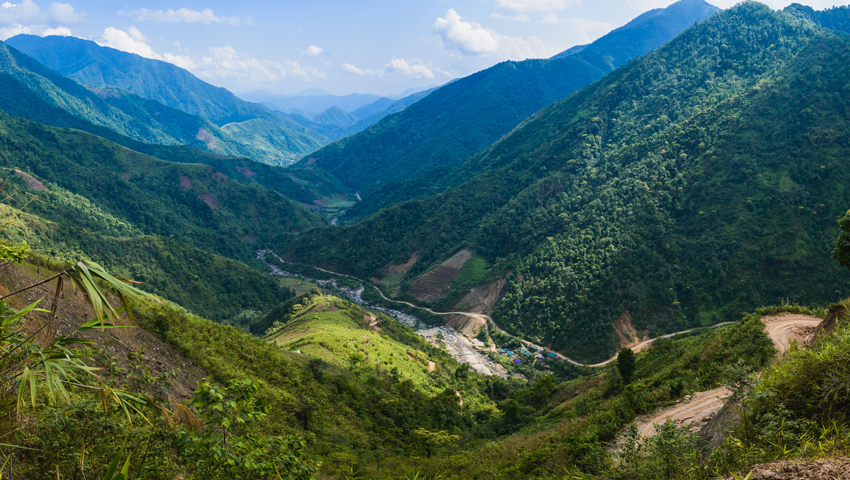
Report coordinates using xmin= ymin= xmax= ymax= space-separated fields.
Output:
xmin=0 ymin=73 xmax=348 ymax=208
xmin=0 ymin=110 xmax=324 ymax=317
xmin=294 ymin=0 xmax=719 ymax=196
xmin=0 ymin=38 xmax=325 ymax=166
xmin=6 ymin=34 xmax=329 ymax=165
xmin=281 ymin=3 xmax=850 ymax=362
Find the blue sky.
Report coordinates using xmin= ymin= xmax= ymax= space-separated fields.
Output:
xmin=0 ymin=0 xmax=847 ymax=96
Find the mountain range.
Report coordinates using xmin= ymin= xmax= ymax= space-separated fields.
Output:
xmin=293 ymin=0 xmax=720 ymax=200
xmin=280 ymin=2 xmax=850 ymax=362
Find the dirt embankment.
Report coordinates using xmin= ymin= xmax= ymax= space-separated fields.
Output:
xmin=613 ymin=308 xmax=641 ymax=350
xmin=0 ymin=263 xmax=206 ymax=400
xmin=723 ymin=457 xmax=850 ymax=480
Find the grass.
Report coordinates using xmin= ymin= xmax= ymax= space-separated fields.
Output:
xmin=278 ymin=276 xmax=321 ymax=295
xmin=266 ymin=294 xmax=451 ymax=392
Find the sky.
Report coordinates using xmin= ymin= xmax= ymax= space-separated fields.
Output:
xmin=0 ymin=0 xmax=848 ymax=96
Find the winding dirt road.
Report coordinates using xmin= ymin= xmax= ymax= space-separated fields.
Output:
xmin=267 ymin=254 xmax=746 ymax=368
xmin=631 ymin=312 xmax=823 ymax=439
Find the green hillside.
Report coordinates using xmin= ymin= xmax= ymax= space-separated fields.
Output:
xmin=5 ymin=34 xmax=330 ymax=165
xmin=281 ymin=3 xmax=850 ymax=362
xmin=0 ymin=39 xmax=321 ymax=165
xmin=0 ymin=110 xmax=327 ymax=318
xmin=295 ymin=0 xmax=719 ymax=197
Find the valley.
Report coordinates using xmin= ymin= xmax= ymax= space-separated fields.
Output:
xmin=0 ymin=0 xmax=847 ymax=478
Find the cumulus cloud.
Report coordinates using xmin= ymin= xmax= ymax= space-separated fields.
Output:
xmin=47 ymin=2 xmax=84 ymax=24
xmin=98 ymin=26 xmax=162 ymax=60
xmin=433 ymin=9 xmax=553 ymax=60
xmin=490 ymin=12 xmax=530 ymax=22
xmin=342 ymin=62 xmax=382 ymax=76
xmin=305 ymin=45 xmax=323 ymax=57
xmin=195 ymin=46 xmax=321 ymax=83
xmin=0 ymin=0 xmax=41 ymax=24
xmin=126 ymin=7 xmax=250 ymax=25
xmin=495 ymin=0 xmax=578 ymax=12
xmin=0 ymin=23 xmax=30 ymax=39
xmin=41 ymin=24 xmax=69 ymax=35
xmin=342 ymin=58 xmax=450 ymax=79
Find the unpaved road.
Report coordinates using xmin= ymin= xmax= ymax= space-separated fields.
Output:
xmin=268 ymin=254 xmax=746 ymax=368
xmin=632 ymin=313 xmax=823 ymax=439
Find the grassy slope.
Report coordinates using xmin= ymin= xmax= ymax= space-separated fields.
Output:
xmin=281 ymin=4 xmax=850 ymax=362
xmin=266 ymin=295 xmax=451 ymax=391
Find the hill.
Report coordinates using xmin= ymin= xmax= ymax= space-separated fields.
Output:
xmin=0 ymin=109 xmax=326 ymax=318
xmin=280 ymin=3 xmax=850 ymax=362
xmin=294 ymin=0 xmax=719 ymax=197
xmin=2 ymin=35 xmax=328 ymax=165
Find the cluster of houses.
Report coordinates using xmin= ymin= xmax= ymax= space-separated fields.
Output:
xmin=498 ymin=343 xmax=559 ymax=367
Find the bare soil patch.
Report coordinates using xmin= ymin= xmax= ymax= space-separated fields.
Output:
xmin=197 ymin=193 xmax=219 ymax=209
xmin=179 ymin=175 xmax=193 ymax=191
xmin=0 ymin=263 xmax=206 ymax=400
xmin=387 ymin=251 xmax=420 ymax=275
xmin=9 ymin=169 xmax=47 ymax=191
xmin=761 ymin=312 xmax=823 ymax=355
xmin=196 ymin=127 xmax=217 ymax=150
xmin=635 ymin=386 xmax=732 ymax=437
xmin=235 ymin=165 xmax=257 ymax=178
xmin=120 ymin=172 xmax=131 ymax=180
xmin=304 ymin=157 xmax=317 ymax=166
xmin=208 ymin=168 xmax=228 ymax=183
xmin=722 ymin=457 xmax=850 ymax=479
xmin=613 ymin=308 xmax=641 ymax=350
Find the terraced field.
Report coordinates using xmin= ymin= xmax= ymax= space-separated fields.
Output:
xmin=409 ymin=250 xmax=472 ymax=301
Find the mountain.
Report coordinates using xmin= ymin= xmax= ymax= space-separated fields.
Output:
xmin=349 ymin=97 xmax=395 ymax=118
xmin=785 ymin=3 xmax=850 ymax=33
xmin=311 ymin=106 xmax=359 ymax=127
xmin=0 ymin=108 xmax=325 ymax=318
xmin=0 ymin=71 xmax=351 ymax=211
xmin=241 ymin=90 xmax=384 ymax=117
xmin=280 ymin=3 xmax=850 ymax=362
xmin=4 ymin=34 xmax=329 ymax=165
xmin=294 ymin=0 xmax=720 ymax=197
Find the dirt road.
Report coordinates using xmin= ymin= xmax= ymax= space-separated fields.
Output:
xmin=632 ymin=313 xmax=823 ymax=439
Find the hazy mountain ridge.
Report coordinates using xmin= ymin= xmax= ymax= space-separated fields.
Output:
xmin=6 ymin=34 xmax=329 ymax=165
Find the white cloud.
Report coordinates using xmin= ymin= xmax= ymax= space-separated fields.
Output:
xmin=0 ymin=0 xmax=40 ymax=24
xmin=0 ymin=23 xmax=30 ymax=39
xmin=433 ymin=9 xmax=499 ymax=55
xmin=495 ymin=0 xmax=578 ymax=13
xmin=305 ymin=45 xmax=323 ymax=57
xmin=98 ymin=26 xmax=162 ymax=60
xmin=342 ymin=62 xmax=382 ymax=76
xmin=196 ymin=45 xmax=322 ymax=83
xmin=433 ymin=9 xmax=553 ymax=60
xmin=127 ymin=7 xmax=249 ymax=25
xmin=41 ymin=24 xmax=69 ymax=35
xmin=490 ymin=12 xmax=531 ymax=22
xmin=342 ymin=58 xmax=450 ymax=79
xmin=47 ymin=2 xmax=84 ymax=24
xmin=162 ymin=52 xmax=196 ymax=70
xmin=385 ymin=58 xmax=443 ymax=79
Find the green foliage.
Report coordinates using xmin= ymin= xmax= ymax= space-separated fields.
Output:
xmin=617 ymin=348 xmax=637 ymax=385
xmin=179 ymin=378 xmax=319 ymax=479
xmin=284 ymin=3 xmax=850 ymax=362
xmin=833 ymin=209 xmax=850 ymax=270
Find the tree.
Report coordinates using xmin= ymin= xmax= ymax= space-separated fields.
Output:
xmin=832 ymin=209 xmax=850 ymax=270
xmin=617 ymin=347 xmax=637 ymax=385
xmin=410 ymin=428 xmax=459 ymax=459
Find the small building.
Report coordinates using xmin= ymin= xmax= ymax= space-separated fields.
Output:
xmin=515 ymin=359 xmax=522 ymax=364
xmin=547 ymin=352 xmax=558 ymax=358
